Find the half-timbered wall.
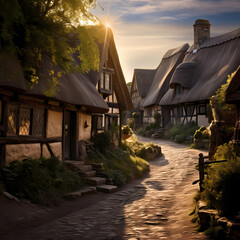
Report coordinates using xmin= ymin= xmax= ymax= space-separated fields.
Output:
xmin=131 ymin=80 xmax=141 ymax=109
xmin=170 ymin=102 xmax=209 ymax=127
xmin=143 ymin=105 xmax=161 ymax=124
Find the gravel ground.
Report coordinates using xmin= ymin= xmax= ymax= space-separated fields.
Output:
xmin=0 ymin=137 xmax=210 ymax=240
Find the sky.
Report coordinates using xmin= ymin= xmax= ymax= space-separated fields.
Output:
xmin=92 ymin=0 xmax=240 ymax=83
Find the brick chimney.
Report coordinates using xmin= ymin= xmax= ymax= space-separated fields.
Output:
xmin=193 ymin=19 xmax=211 ymax=49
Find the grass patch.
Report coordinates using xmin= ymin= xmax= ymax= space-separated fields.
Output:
xmin=1 ymin=157 xmax=83 ymax=204
xmin=86 ymin=147 xmax=149 ymax=187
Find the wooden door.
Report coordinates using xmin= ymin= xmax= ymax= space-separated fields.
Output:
xmin=64 ymin=110 xmax=77 ymax=160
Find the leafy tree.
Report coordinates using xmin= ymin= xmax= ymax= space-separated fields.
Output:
xmin=0 ymin=0 xmax=103 ymax=86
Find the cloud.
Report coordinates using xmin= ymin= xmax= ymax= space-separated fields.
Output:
xmin=97 ymin=0 xmax=240 ymax=21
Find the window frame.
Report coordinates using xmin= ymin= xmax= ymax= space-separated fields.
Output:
xmin=99 ymin=68 xmax=114 ymax=95
xmin=197 ymin=104 xmax=207 ymax=115
xmin=7 ymin=104 xmax=44 ymax=137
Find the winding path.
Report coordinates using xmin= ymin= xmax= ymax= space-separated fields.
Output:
xmin=2 ymin=137 xmax=210 ymax=240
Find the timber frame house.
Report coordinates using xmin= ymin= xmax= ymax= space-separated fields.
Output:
xmin=0 ymin=26 xmax=132 ymax=166
xmin=131 ymin=43 xmax=189 ymax=126
xmin=160 ymin=19 xmax=240 ymax=127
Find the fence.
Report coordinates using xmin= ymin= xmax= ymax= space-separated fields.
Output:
xmin=194 ymin=153 xmax=227 ymax=192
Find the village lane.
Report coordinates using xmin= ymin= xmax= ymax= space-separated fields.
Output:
xmin=5 ymin=137 xmax=210 ymax=240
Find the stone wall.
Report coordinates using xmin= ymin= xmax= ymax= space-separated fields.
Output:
xmin=78 ymin=112 xmax=91 ymax=140
xmin=5 ymin=144 xmax=41 ymax=165
xmin=47 ymin=110 xmax=63 ymax=138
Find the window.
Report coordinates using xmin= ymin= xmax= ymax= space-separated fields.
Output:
xmin=7 ymin=104 xmax=44 ymax=136
xmin=175 ymin=84 xmax=183 ymax=95
xmin=100 ymin=71 xmax=112 ymax=93
xmin=198 ymin=104 xmax=206 ymax=115
xmin=186 ymin=105 xmax=195 ymax=116
xmin=92 ymin=114 xmax=103 ymax=132
xmin=105 ymin=114 xmax=118 ymax=130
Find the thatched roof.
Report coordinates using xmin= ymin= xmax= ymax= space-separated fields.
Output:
xmin=141 ymin=43 xmax=189 ymax=107
xmin=0 ymin=26 xmax=132 ymax=113
xmin=226 ymin=66 xmax=240 ymax=103
xmin=107 ymin=29 xmax=133 ymax=111
xmin=132 ymin=69 xmax=156 ymax=98
xmin=160 ymin=28 xmax=240 ymax=106
xmin=0 ymin=52 xmax=26 ymax=92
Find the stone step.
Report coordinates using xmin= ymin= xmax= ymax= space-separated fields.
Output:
xmin=77 ymin=165 xmax=93 ymax=172
xmin=97 ymin=185 xmax=118 ymax=193
xmin=85 ymin=177 xmax=106 ymax=186
xmin=63 ymin=187 xmax=97 ymax=200
xmin=65 ymin=160 xmax=85 ymax=171
xmin=90 ymin=163 xmax=105 ymax=171
xmin=79 ymin=170 xmax=96 ymax=177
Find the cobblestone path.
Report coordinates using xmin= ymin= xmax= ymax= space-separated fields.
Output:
xmin=4 ymin=138 xmax=210 ymax=240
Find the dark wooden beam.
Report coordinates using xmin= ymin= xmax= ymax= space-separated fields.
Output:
xmin=0 ymin=136 xmax=62 ymax=144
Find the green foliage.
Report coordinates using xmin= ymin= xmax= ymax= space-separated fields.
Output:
xmin=210 ymin=71 xmax=236 ymax=111
xmin=127 ymin=118 xmax=134 ymax=129
xmin=2 ymin=157 xmax=83 ymax=204
xmin=174 ymin=134 xmax=186 ymax=143
xmin=135 ymin=127 xmax=146 ymax=136
xmin=112 ymin=169 xmax=126 ymax=187
xmin=122 ymin=125 xmax=133 ymax=135
xmin=91 ymin=131 xmax=112 ymax=154
xmin=202 ymin=143 xmax=240 ymax=218
xmin=124 ymin=139 xmax=161 ymax=161
xmin=145 ymin=122 xmax=158 ymax=131
xmin=166 ymin=121 xmax=199 ymax=143
xmin=86 ymin=146 xmax=149 ymax=184
xmin=193 ymin=126 xmax=210 ymax=140
xmin=132 ymin=112 xmax=141 ymax=119
xmin=0 ymin=0 xmax=102 ymax=87
xmin=153 ymin=111 xmax=161 ymax=125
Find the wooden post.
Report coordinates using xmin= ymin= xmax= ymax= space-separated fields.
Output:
xmin=199 ymin=153 xmax=204 ymax=192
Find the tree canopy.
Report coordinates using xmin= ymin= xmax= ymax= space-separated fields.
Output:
xmin=0 ymin=0 xmax=103 ymax=86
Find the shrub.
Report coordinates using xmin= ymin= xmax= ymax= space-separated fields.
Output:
xmin=2 ymin=157 xmax=83 ymax=204
xmin=202 ymin=143 xmax=240 ymax=218
xmin=86 ymin=143 xmax=149 ymax=184
xmin=168 ymin=124 xmax=182 ymax=138
xmin=154 ymin=111 xmax=161 ymax=126
xmin=193 ymin=126 xmax=209 ymax=140
xmin=122 ymin=125 xmax=133 ymax=135
xmin=174 ymin=134 xmax=186 ymax=143
xmin=135 ymin=127 xmax=145 ymax=136
xmin=127 ymin=118 xmax=134 ymax=129
xmin=132 ymin=112 xmax=141 ymax=119
xmin=91 ymin=131 xmax=112 ymax=154
xmin=112 ymin=169 xmax=126 ymax=187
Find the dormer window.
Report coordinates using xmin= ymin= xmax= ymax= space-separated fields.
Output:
xmin=175 ymin=84 xmax=183 ymax=95
xmin=100 ymin=68 xmax=114 ymax=95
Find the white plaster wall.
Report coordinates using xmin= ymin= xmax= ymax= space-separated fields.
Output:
xmin=78 ymin=112 xmax=91 ymax=140
xmin=198 ymin=115 xmax=209 ymax=127
xmin=112 ymin=108 xmax=119 ymax=114
xmin=6 ymin=144 xmax=41 ymax=165
xmin=42 ymin=142 xmax=62 ymax=161
xmin=46 ymin=110 xmax=63 ymax=138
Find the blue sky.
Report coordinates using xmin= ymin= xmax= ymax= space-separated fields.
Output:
xmin=93 ymin=0 xmax=240 ymax=82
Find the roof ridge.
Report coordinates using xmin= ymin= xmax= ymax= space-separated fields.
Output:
xmin=199 ymin=28 xmax=240 ymax=49
xmin=162 ymin=43 xmax=189 ymax=59
xmin=187 ymin=28 xmax=240 ymax=53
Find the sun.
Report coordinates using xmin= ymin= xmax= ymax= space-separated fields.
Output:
xmin=105 ymin=21 xmax=111 ymax=29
